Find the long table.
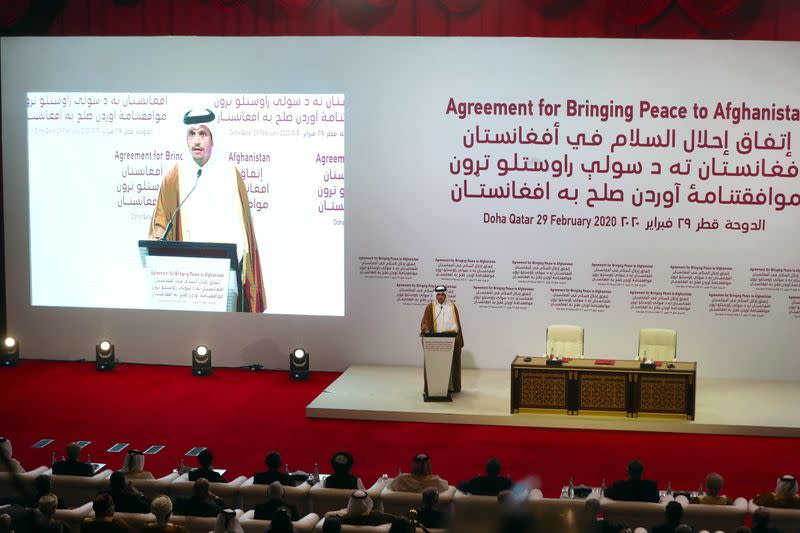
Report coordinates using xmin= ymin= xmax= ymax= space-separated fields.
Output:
xmin=510 ymin=356 xmax=696 ymax=419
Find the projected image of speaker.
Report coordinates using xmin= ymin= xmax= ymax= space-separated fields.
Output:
xmin=2 ymin=337 xmax=19 ymax=367
xmin=289 ymin=348 xmax=309 ymax=380
xmin=192 ymin=345 xmax=212 ymax=376
xmin=95 ymin=340 xmax=116 ymax=371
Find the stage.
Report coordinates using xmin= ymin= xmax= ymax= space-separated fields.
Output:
xmin=307 ymin=365 xmax=800 ymax=438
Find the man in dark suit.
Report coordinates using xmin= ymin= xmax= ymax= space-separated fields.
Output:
xmin=253 ymin=451 xmax=296 ymax=486
xmin=456 ymin=458 xmax=513 ymax=496
xmin=604 ymin=459 xmax=660 ymax=503
xmin=324 ymin=451 xmax=364 ymax=490
xmin=651 ymin=500 xmax=684 ymax=533
xmin=80 ymin=494 xmax=131 ymax=533
xmin=416 ymin=487 xmax=450 ymax=529
xmin=51 ymin=443 xmax=93 ymax=477
xmin=173 ymin=479 xmax=226 ymax=517
xmin=187 ymin=449 xmax=226 ymax=483
xmin=108 ymin=471 xmax=151 ymax=514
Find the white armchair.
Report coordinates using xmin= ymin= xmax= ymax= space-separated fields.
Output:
xmin=170 ymin=472 xmax=247 ymax=510
xmin=239 ymin=476 xmax=311 ymax=515
xmin=47 ymin=468 xmax=114 ymax=508
xmin=546 ymin=324 xmax=585 ymax=358
xmin=748 ymin=499 xmax=800 ymax=532
xmin=450 ymin=488 xmax=530 ymax=533
xmin=53 ymin=501 xmax=94 ymax=531
xmin=126 ymin=471 xmax=180 ymax=499
xmin=310 ymin=477 xmax=384 ymax=515
xmin=681 ymin=497 xmax=747 ymax=533
xmin=379 ymin=482 xmax=456 ymax=516
xmin=170 ymin=508 xmax=243 ymax=533
xmin=240 ymin=509 xmax=319 ymax=533
xmin=637 ymin=328 xmax=677 ymax=361
xmin=0 ymin=465 xmax=50 ymax=501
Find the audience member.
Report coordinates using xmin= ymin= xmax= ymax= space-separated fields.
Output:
xmin=173 ymin=479 xmax=227 ymax=517
xmin=3 ymin=505 xmax=37 ymax=533
xmin=496 ymin=505 xmax=535 ymax=533
xmin=652 ymin=500 xmax=684 ymax=533
xmin=674 ymin=525 xmax=693 ymax=533
xmin=326 ymin=490 xmax=395 ymax=526
xmin=17 ymin=475 xmax=64 ymax=509
xmin=254 ymin=482 xmax=299 ymax=521
xmin=107 ymin=472 xmax=151 ymax=514
xmin=416 ymin=487 xmax=450 ymax=529
xmin=253 ymin=452 xmax=296 ymax=487
xmin=265 ymin=507 xmax=294 ymax=533
xmin=80 ymin=494 xmax=131 ymax=533
xmin=0 ymin=438 xmax=24 ymax=474
xmin=690 ymin=472 xmax=733 ymax=505
xmin=187 ymin=450 xmax=227 ymax=483
xmin=0 ymin=515 xmax=13 ymax=533
xmin=389 ymin=453 xmax=449 ymax=493
xmin=751 ymin=507 xmax=783 ymax=533
xmin=140 ymin=495 xmax=189 ymax=533
xmin=118 ymin=450 xmax=152 ymax=480
xmin=36 ymin=493 xmax=72 ymax=533
xmin=603 ymin=459 xmax=659 ymax=503
xmin=388 ymin=517 xmax=414 ymax=533
xmin=212 ymin=510 xmax=242 ymax=533
xmin=457 ymin=458 xmax=512 ymax=496
xmin=323 ymin=452 xmax=364 ymax=491
xmin=51 ymin=443 xmax=92 ymax=477
xmin=734 ymin=527 xmax=752 ymax=533
xmin=497 ymin=490 xmax=513 ymax=506
xmin=754 ymin=475 xmax=800 ymax=508
xmin=320 ymin=517 xmax=341 ymax=533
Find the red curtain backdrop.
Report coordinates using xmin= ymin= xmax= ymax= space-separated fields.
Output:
xmin=1 ymin=0 xmax=799 ymax=39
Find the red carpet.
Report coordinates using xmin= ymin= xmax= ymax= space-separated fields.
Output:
xmin=1 ymin=360 xmax=796 ymax=500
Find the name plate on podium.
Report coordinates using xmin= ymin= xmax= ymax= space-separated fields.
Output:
xmin=421 ymin=332 xmax=456 ymax=402
xmin=139 ymin=240 xmax=240 ymax=312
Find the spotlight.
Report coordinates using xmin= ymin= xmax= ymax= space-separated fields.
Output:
xmin=1 ymin=337 xmax=19 ymax=367
xmin=95 ymin=340 xmax=116 ymax=371
xmin=192 ymin=345 xmax=212 ymax=376
xmin=289 ymin=348 xmax=309 ymax=380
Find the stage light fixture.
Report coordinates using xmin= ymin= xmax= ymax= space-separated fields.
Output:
xmin=192 ymin=345 xmax=212 ymax=376
xmin=95 ymin=340 xmax=116 ymax=371
xmin=289 ymin=348 xmax=309 ymax=380
xmin=1 ymin=337 xmax=19 ymax=367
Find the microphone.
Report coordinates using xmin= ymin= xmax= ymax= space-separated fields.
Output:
xmin=161 ymin=168 xmax=202 ymax=241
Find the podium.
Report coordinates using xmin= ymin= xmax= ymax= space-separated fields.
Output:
xmin=421 ymin=332 xmax=457 ymax=402
xmin=138 ymin=240 xmax=241 ymax=312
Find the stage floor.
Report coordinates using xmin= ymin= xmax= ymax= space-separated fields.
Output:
xmin=307 ymin=365 xmax=800 ymax=437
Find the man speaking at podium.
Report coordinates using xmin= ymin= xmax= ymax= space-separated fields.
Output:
xmin=420 ymin=286 xmax=464 ymax=392
xmin=148 ymin=109 xmax=266 ymax=313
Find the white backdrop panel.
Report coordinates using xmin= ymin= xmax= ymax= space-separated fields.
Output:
xmin=3 ymin=37 xmax=800 ymax=380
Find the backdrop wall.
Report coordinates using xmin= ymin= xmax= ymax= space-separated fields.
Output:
xmin=3 ymin=36 xmax=800 ymax=380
